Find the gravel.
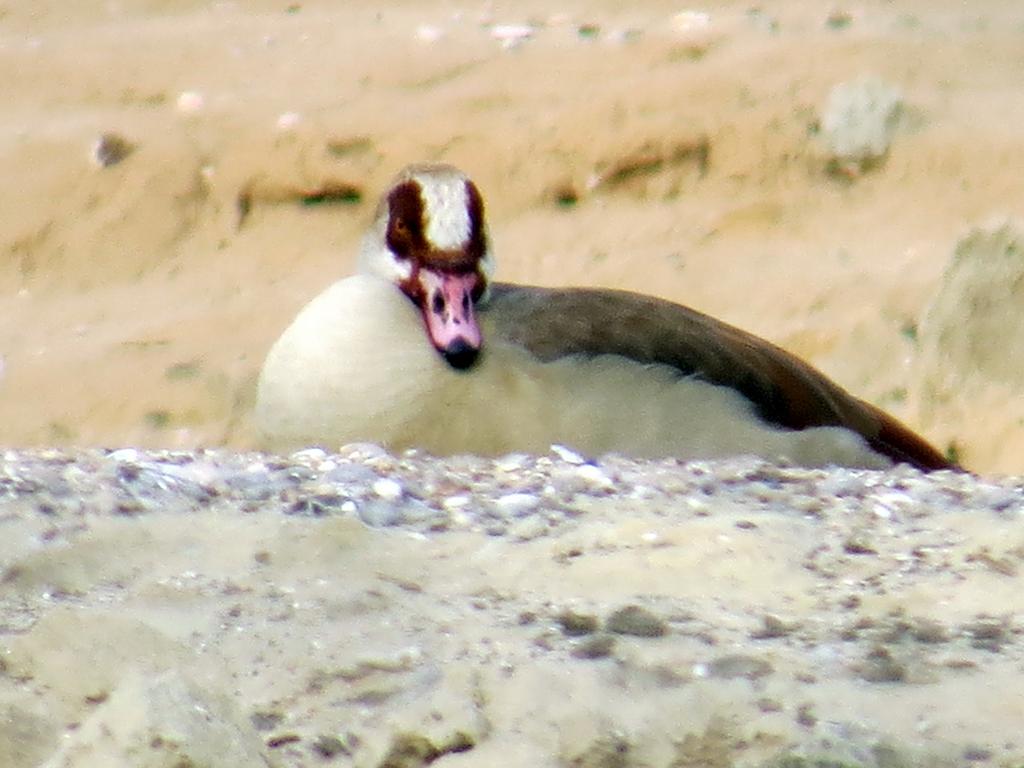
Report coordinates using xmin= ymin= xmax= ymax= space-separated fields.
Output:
xmin=2 ymin=446 xmax=1024 ymax=767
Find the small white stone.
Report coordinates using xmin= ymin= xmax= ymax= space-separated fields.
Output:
xmin=490 ymin=23 xmax=534 ymax=48
xmin=275 ymin=111 xmax=301 ymax=132
xmin=443 ymin=495 xmax=471 ymax=510
xmin=495 ymin=453 xmax=529 ymax=472
xmin=685 ymin=497 xmax=709 ymax=514
xmin=373 ymin=477 xmax=404 ymax=501
xmin=108 ymin=448 xmax=141 ymax=463
xmin=630 ymin=484 xmax=655 ymax=500
xmin=820 ymin=77 xmax=903 ymax=175
xmin=415 ymin=24 xmax=445 ymax=43
xmin=338 ymin=443 xmax=389 ymax=461
xmin=575 ymin=464 xmax=613 ymax=490
xmin=670 ymin=10 xmax=711 ymax=34
xmin=176 ymin=90 xmax=205 ymax=114
xmin=692 ymin=663 xmax=709 ymax=678
xmin=495 ymin=493 xmax=541 ymax=517
xmin=291 ymin=447 xmax=326 ymax=462
xmin=550 ymin=444 xmax=585 ymax=464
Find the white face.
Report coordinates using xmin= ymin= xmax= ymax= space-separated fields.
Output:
xmin=413 ymin=166 xmax=473 ymax=251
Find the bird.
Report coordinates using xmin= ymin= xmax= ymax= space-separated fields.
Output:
xmin=254 ymin=163 xmax=954 ymax=471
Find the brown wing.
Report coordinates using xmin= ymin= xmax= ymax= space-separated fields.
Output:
xmin=485 ymin=283 xmax=954 ymax=471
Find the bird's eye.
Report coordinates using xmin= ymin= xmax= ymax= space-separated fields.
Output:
xmin=388 ymin=216 xmax=414 ymax=256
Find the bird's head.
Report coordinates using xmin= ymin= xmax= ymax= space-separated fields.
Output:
xmin=358 ymin=164 xmax=493 ymax=370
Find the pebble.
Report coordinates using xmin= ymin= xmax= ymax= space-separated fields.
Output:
xmin=606 ymin=605 xmax=668 ymax=638
xmin=311 ymin=734 xmax=350 ymax=758
xmin=357 ymin=499 xmax=406 ymax=527
xmin=249 ymin=710 xmax=283 ymax=732
xmin=334 ymin=442 xmax=386 ymax=459
xmin=485 ymin=520 xmax=508 ymax=536
xmin=489 ymin=23 xmax=534 ymax=49
xmin=108 ymin=448 xmax=142 ymax=463
xmin=707 ymin=654 xmax=774 ymax=680
xmin=965 ymin=618 xmax=1008 ymax=651
xmin=757 ymin=697 xmax=783 ymax=713
xmin=275 ymin=111 xmax=301 ymax=132
xmin=910 ymin=618 xmax=949 ymax=644
xmin=571 ymin=634 xmax=616 ymax=660
xmin=291 ymin=448 xmax=326 ymax=462
xmin=494 ymin=453 xmax=530 ymax=472
xmin=856 ymin=646 xmax=908 ymax=683
xmin=326 ymin=462 xmax=378 ymax=486
xmin=670 ymin=10 xmax=711 ymax=35
xmin=558 ymin=610 xmax=600 ymax=637
xmin=91 ymin=132 xmax=134 ymax=167
xmin=362 ymin=646 xmax=422 ymax=673
xmin=820 ymin=76 xmax=903 ymax=178
xmin=494 ymin=492 xmax=541 ymax=517
xmin=750 ymin=614 xmax=795 ymax=640
xmin=508 ymin=515 xmax=548 ymax=541
xmin=575 ymin=464 xmax=614 ymax=492
xmin=796 ymin=703 xmax=818 ymax=727
xmin=373 ymin=477 xmax=404 ymax=501
xmin=176 ymin=90 xmax=205 ymax=114
xmin=415 ymin=24 xmax=445 ymax=43
xmin=963 ymin=745 xmax=994 ymax=762
xmin=842 ymin=534 xmax=877 ymax=555
xmin=550 ymin=444 xmax=585 ymax=464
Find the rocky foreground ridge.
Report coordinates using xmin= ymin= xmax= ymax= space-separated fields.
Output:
xmin=1 ymin=446 xmax=1023 ymax=767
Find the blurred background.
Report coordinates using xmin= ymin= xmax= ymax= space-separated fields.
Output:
xmin=1 ymin=0 xmax=1022 ymax=472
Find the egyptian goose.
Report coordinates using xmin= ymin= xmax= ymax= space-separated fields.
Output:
xmin=255 ymin=163 xmax=953 ymax=471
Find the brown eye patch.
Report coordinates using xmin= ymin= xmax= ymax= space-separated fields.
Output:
xmin=385 ymin=180 xmax=427 ymax=257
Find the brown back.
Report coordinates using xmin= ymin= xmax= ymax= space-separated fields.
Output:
xmin=486 ymin=283 xmax=954 ymax=471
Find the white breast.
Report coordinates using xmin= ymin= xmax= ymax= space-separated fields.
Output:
xmin=255 ymin=276 xmax=890 ymax=468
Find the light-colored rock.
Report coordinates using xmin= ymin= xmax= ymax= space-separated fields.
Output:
xmin=915 ymin=220 xmax=1024 ymax=471
xmin=820 ymin=76 xmax=903 ymax=177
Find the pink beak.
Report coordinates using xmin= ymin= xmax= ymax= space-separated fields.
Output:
xmin=417 ymin=270 xmax=482 ymax=370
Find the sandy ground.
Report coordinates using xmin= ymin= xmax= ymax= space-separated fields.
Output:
xmin=2 ymin=447 xmax=1024 ymax=768
xmin=2 ymin=3 xmax=1024 ymax=767
xmin=1 ymin=0 xmax=1023 ymax=471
